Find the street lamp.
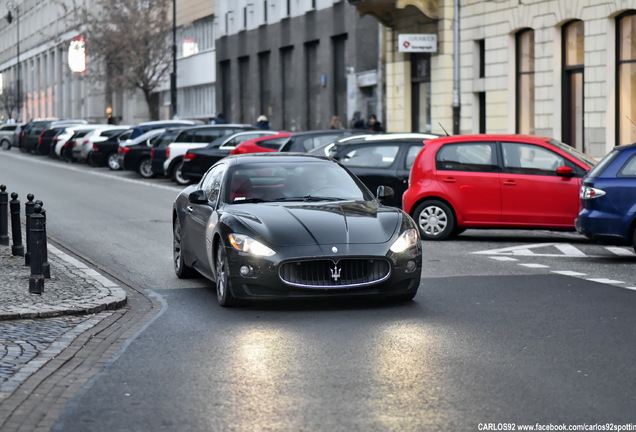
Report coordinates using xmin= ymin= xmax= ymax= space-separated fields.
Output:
xmin=171 ymin=0 xmax=177 ymax=118
xmin=5 ymin=1 xmax=20 ymax=122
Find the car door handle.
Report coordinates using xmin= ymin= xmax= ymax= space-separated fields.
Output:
xmin=187 ymin=206 xmax=194 ymax=212
xmin=503 ymin=180 xmax=517 ymax=186
xmin=442 ymin=177 xmax=456 ymax=183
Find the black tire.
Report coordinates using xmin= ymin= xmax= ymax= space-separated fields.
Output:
xmin=107 ymin=152 xmax=121 ymax=170
xmin=1 ymin=139 xmax=10 ymax=150
xmin=172 ymin=160 xmax=190 ymax=185
xmin=216 ymin=242 xmax=237 ymax=307
xmin=138 ymin=157 xmax=155 ymax=178
xmin=173 ymin=218 xmax=197 ymax=278
xmin=412 ymin=200 xmax=457 ymax=240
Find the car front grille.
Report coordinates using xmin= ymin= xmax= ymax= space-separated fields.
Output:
xmin=279 ymin=258 xmax=391 ymax=288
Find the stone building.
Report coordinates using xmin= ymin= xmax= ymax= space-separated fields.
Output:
xmin=215 ymin=0 xmax=381 ymax=131
xmin=350 ymin=0 xmax=636 ymax=158
xmin=0 ymin=0 xmax=216 ymax=124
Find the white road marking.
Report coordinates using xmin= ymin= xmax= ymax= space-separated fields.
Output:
xmin=3 ymin=151 xmax=181 ymax=192
xmin=519 ymin=263 xmax=549 ymax=268
xmin=489 ymin=256 xmax=518 ymax=261
xmin=606 ymin=247 xmax=636 ymax=256
xmin=586 ymin=278 xmax=625 ymax=285
xmin=551 ymin=270 xmax=587 ymax=277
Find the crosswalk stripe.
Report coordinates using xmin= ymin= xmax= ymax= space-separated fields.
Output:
xmin=586 ymin=278 xmax=625 ymax=284
xmin=551 ymin=270 xmax=587 ymax=276
xmin=605 ymin=247 xmax=636 ymax=256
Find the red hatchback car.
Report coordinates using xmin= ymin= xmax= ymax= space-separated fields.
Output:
xmin=403 ymin=134 xmax=597 ymax=240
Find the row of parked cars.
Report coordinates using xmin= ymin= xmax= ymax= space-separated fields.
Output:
xmin=3 ymin=118 xmax=635 ymax=251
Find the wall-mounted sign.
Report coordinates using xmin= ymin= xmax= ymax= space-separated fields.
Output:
xmin=398 ymin=34 xmax=437 ymax=53
xmin=68 ymin=36 xmax=86 ymax=73
xmin=182 ymin=39 xmax=198 ymax=57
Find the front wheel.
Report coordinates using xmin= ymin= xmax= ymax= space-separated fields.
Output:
xmin=412 ymin=200 xmax=457 ymax=240
xmin=216 ymin=242 xmax=237 ymax=307
xmin=1 ymin=139 xmax=10 ymax=150
xmin=138 ymin=157 xmax=155 ymax=178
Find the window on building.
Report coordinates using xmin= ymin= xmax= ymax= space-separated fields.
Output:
xmin=562 ymin=20 xmax=585 ymax=151
xmin=617 ymin=11 xmax=636 ymax=146
xmin=477 ymin=39 xmax=485 ymax=78
xmin=478 ymin=92 xmax=486 ymax=133
xmin=411 ymin=53 xmax=432 ymax=133
xmin=516 ymin=28 xmax=535 ymax=135
xmin=263 ymin=0 xmax=268 ymax=23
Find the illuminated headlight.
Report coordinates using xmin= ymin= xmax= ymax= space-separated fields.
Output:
xmin=390 ymin=228 xmax=420 ymax=253
xmin=228 ymin=234 xmax=275 ymax=256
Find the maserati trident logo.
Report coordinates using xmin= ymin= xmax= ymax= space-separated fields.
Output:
xmin=330 ymin=264 xmax=342 ymax=281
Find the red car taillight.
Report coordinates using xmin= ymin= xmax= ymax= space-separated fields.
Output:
xmin=150 ymin=148 xmax=155 ymax=158
xmin=119 ymin=147 xmax=130 ymax=154
xmin=165 ymin=148 xmax=170 ymax=158
xmin=184 ymin=153 xmax=195 ymax=161
xmin=38 ymin=130 xmax=46 ymax=144
xmin=92 ymin=144 xmax=99 ymax=151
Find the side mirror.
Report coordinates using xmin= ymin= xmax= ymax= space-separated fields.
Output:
xmin=556 ymin=166 xmax=574 ymax=177
xmin=376 ymin=185 xmax=395 ymax=200
xmin=188 ymin=190 xmax=208 ymax=204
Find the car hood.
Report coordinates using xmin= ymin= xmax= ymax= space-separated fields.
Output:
xmin=229 ymin=201 xmax=401 ymax=246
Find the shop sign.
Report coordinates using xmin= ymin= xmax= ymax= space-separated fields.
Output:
xmin=398 ymin=34 xmax=437 ymax=53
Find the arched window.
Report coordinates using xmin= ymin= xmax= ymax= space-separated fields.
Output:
xmin=562 ymin=20 xmax=585 ymax=150
xmin=617 ymin=11 xmax=636 ymax=146
xmin=516 ymin=29 xmax=535 ymax=134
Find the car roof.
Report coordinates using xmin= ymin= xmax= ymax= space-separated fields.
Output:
xmin=425 ymin=134 xmax=553 ymax=144
xmin=223 ymin=152 xmax=331 ymax=165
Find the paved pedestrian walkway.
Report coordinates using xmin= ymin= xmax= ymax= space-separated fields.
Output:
xmin=0 ymin=239 xmax=127 ymax=402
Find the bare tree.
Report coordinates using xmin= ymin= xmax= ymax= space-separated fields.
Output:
xmin=0 ymin=85 xmax=18 ymax=121
xmin=81 ymin=0 xmax=172 ymax=119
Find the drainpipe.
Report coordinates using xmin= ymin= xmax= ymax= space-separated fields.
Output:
xmin=452 ymin=0 xmax=460 ymax=134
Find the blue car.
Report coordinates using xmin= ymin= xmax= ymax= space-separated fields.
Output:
xmin=575 ymin=143 xmax=636 ymax=252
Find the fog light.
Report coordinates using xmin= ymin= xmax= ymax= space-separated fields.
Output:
xmin=405 ymin=260 xmax=417 ymax=272
xmin=240 ymin=265 xmax=252 ymax=277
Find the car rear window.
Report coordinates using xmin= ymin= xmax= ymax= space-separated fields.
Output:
xmin=618 ymin=153 xmax=636 ymax=177
xmin=586 ymin=149 xmax=620 ymax=178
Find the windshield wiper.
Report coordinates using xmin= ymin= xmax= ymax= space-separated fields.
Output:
xmin=271 ymin=195 xmax=347 ymax=202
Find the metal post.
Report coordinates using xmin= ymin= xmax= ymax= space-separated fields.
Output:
xmin=171 ymin=0 xmax=177 ymax=118
xmin=29 ymin=204 xmax=45 ymax=294
xmin=35 ymin=200 xmax=50 ymax=278
xmin=24 ymin=193 xmax=34 ymax=265
xmin=0 ymin=185 xmax=8 ymax=246
xmin=9 ymin=192 xmax=24 ymax=256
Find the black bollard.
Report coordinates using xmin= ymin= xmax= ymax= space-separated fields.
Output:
xmin=35 ymin=200 xmax=50 ymax=278
xmin=24 ymin=194 xmax=35 ymax=266
xmin=29 ymin=204 xmax=45 ymax=294
xmin=0 ymin=185 xmax=8 ymax=246
xmin=10 ymin=192 xmax=24 ymax=256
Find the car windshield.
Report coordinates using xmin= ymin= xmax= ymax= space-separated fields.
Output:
xmin=225 ymin=161 xmax=371 ymax=204
xmin=548 ymin=139 xmax=597 ymax=167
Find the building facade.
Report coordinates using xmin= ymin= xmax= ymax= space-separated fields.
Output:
xmin=215 ymin=0 xmax=381 ymax=131
xmin=0 ymin=0 xmax=216 ymax=124
xmin=351 ymin=0 xmax=636 ymax=159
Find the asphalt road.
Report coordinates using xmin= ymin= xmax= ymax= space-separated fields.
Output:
xmin=1 ymin=150 xmax=635 ymax=431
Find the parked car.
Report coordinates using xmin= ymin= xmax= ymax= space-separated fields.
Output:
xmin=0 ymin=122 xmax=23 ymax=150
xmin=51 ymin=125 xmax=106 ymax=158
xmin=155 ymin=125 xmax=260 ymax=185
xmin=172 ymin=153 xmax=422 ymax=306
xmin=575 ymin=142 xmax=636 ymax=251
xmin=121 ymin=128 xmax=181 ymax=178
xmin=88 ymin=129 xmax=134 ymax=169
xmin=231 ymin=130 xmax=361 ymax=154
xmin=19 ymin=119 xmax=88 ymax=153
xmin=128 ymin=120 xmax=204 ymax=140
xmin=402 ymin=134 xmax=597 ymax=240
xmin=179 ymin=130 xmax=279 ymax=183
xmin=311 ymin=133 xmax=439 ymax=208
xmin=77 ymin=126 xmax=131 ymax=162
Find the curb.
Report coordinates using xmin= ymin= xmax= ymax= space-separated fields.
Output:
xmin=0 ymin=243 xmax=127 ymax=320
